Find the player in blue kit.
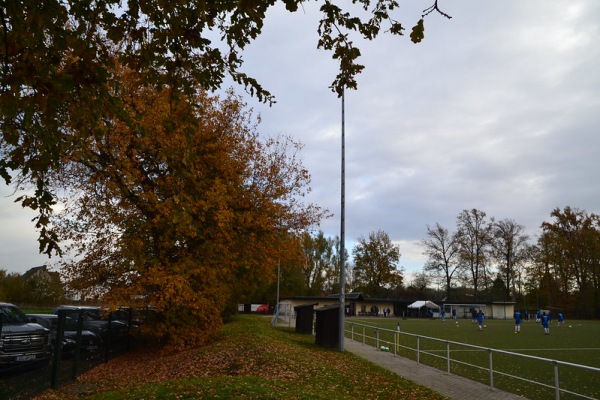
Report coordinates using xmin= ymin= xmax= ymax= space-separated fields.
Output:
xmin=542 ymin=312 xmax=550 ymax=335
xmin=514 ymin=311 xmax=522 ymax=333
xmin=476 ymin=310 xmax=484 ymax=331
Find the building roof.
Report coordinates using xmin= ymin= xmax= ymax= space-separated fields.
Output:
xmin=285 ymin=293 xmax=415 ymax=304
xmin=326 ymin=292 xmax=365 ymax=301
xmin=22 ymin=265 xmax=50 ymax=279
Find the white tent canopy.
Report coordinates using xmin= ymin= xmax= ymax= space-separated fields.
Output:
xmin=407 ymin=300 xmax=440 ymax=310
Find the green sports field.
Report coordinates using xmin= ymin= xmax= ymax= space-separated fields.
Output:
xmin=345 ymin=317 xmax=600 ymax=400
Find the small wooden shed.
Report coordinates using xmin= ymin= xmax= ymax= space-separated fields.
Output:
xmin=294 ymin=303 xmax=318 ymax=334
xmin=314 ymin=304 xmax=340 ymax=348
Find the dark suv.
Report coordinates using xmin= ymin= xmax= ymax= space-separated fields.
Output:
xmin=53 ymin=305 xmax=129 ymax=342
xmin=0 ymin=302 xmax=52 ymax=369
xmin=27 ymin=314 xmax=102 ymax=358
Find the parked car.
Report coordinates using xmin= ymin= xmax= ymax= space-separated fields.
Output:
xmin=110 ymin=307 xmax=140 ymax=330
xmin=53 ymin=305 xmax=129 ymax=342
xmin=255 ymin=304 xmax=270 ymax=314
xmin=0 ymin=303 xmax=52 ymax=369
xmin=27 ymin=314 xmax=101 ymax=358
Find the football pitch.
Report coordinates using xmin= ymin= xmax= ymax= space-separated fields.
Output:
xmin=345 ymin=317 xmax=600 ymax=400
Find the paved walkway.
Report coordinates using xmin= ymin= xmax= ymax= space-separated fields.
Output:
xmin=344 ymin=338 xmax=527 ymax=400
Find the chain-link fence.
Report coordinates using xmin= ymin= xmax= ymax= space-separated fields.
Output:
xmin=1 ymin=308 xmax=137 ymax=400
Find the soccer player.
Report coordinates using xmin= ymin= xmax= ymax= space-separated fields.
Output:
xmin=557 ymin=312 xmax=565 ymax=326
xmin=476 ymin=310 xmax=484 ymax=331
xmin=542 ymin=312 xmax=550 ymax=335
xmin=514 ymin=310 xmax=522 ymax=333
xmin=536 ymin=309 xmax=542 ymax=323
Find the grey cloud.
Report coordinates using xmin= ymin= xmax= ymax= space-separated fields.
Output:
xmin=2 ymin=1 xmax=599 ymax=277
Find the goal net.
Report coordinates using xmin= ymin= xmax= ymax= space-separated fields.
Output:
xmin=442 ymin=303 xmax=487 ymax=320
xmin=271 ymin=301 xmax=295 ymax=327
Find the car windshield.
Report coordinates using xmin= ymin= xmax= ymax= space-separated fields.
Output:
xmin=64 ymin=318 xmax=81 ymax=330
xmin=112 ymin=310 xmax=130 ymax=321
xmin=0 ymin=305 xmax=30 ymax=324
xmin=31 ymin=316 xmax=56 ymax=330
xmin=83 ymin=309 xmax=102 ymax=320
xmin=46 ymin=316 xmax=81 ymax=331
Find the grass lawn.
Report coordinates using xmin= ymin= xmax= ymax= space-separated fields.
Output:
xmin=33 ymin=315 xmax=448 ymax=400
xmin=346 ymin=316 xmax=600 ymax=400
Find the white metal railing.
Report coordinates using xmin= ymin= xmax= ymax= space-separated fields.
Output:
xmin=347 ymin=322 xmax=600 ymax=400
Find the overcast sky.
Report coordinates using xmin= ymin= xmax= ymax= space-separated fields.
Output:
xmin=2 ymin=1 xmax=599 ymax=283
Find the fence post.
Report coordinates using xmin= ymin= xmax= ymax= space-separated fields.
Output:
xmin=446 ymin=341 xmax=451 ymax=374
xmin=554 ymin=361 xmax=560 ymax=400
xmin=51 ymin=311 xmax=66 ymax=389
xmin=375 ymin=328 xmax=379 ymax=349
xmin=417 ymin=336 xmax=420 ymax=364
xmin=126 ymin=307 xmax=132 ymax=351
xmin=488 ymin=348 xmax=494 ymax=390
xmin=102 ymin=316 xmax=109 ymax=362
xmin=394 ymin=330 xmax=397 ymax=356
xmin=351 ymin=323 xmax=354 ymax=341
xmin=362 ymin=326 xmax=366 ymax=345
xmin=71 ymin=310 xmax=84 ymax=380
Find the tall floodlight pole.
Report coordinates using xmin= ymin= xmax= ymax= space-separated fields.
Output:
xmin=275 ymin=223 xmax=282 ymax=324
xmin=338 ymin=89 xmax=346 ymax=352
xmin=276 ymin=257 xmax=280 ymax=312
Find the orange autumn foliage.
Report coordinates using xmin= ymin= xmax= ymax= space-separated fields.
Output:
xmin=53 ymin=68 xmax=326 ymax=348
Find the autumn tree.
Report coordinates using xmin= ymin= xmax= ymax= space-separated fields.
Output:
xmin=421 ymin=223 xmax=461 ymax=301
xmin=537 ymin=207 xmax=600 ymax=318
xmin=299 ymin=231 xmax=333 ymax=295
xmin=0 ymin=269 xmax=8 ymax=300
xmin=455 ymin=209 xmax=494 ymax=301
xmin=50 ymin=66 xmax=325 ymax=347
xmin=297 ymin=231 xmax=347 ymax=295
xmin=490 ymin=219 xmax=530 ymax=301
xmin=274 ymin=246 xmax=308 ymax=302
xmin=0 ymin=270 xmax=24 ymax=303
xmin=235 ymin=232 xmax=308 ymax=309
xmin=22 ymin=269 xmax=64 ymax=305
xmin=352 ymin=230 xmax=403 ymax=297
xmin=490 ymin=274 xmax=509 ymax=302
xmin=526 ymin=234 xmax=561 ymax=311
xmin=406 ymin=271 xmax=431 ymax=298
xmin=0 ymin=1 xmax=451 ymax=255
xmin=323 ymin=235 xmax=351 ymax=294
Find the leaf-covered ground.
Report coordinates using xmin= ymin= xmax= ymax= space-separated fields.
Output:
xmin=33 ymin=315 xmax=448 ymax=399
